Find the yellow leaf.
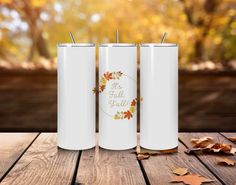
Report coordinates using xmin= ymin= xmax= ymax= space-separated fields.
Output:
xmin=114 ymin=114 xmax=120 ymax=120
xmin=129 ymin=106 xmax=135 ymax=113
xmin=101 ymin=77 xmax=107 ymax=84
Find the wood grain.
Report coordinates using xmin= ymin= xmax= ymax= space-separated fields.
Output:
xmin=179 ymin=132 xmax=236 ymax=185
xmin=76 ymin=146 xmax=146 ymax=185
xmin=140 ymin=142 xmax=221 ymax=185
xmin=0 ymin=133 xmax=38 ymax=180
xmin=1 ymin=133 xmax=79 ymax=185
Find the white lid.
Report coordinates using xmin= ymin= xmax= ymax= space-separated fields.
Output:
xmin=140 ymin=43 xmax=177 ymax=47
xmin=100 ymin=43 xmax=136 ymax=47
xmin=57 ymin=43 xmax=95 ymax=47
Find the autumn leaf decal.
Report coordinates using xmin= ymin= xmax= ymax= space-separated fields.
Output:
xmin=99 ymin=85 xmax=105 ymax=92
xmin=92 ymin=87 xmax=98 ymax=94
xmin=94 ymin=71 xmax=142 ymax=120
xmin=124 ymin=111 xmax=132 ymax=119
xmin=131 ymin=99 xmax=136 ymax=106
xmin=113 ymin=98 xmax=138 ymax=120
xmin=104 ymin=72 xmax=113 ymax=80
xmin=93 ymin=71 xmax=123 ymax=93
xmin=113 ymin=97 xmax=144 ymax=120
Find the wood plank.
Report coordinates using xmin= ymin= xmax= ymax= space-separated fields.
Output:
xmin=179 ymin=133 xmax=236 ymax=185
xmin=221 ymin=133 xmax=236 ymax=142
xmin=1 ymin=133 xmax=79 ymax=185
xmin=76 ymin=143 xmax=146 ymax=184
xmin=0 ymin=133 xmax=38 ymax=180
xmin=141 ymin=142 xmax=221 ymax=185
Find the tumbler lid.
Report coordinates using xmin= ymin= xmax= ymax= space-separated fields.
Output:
xmin=57 ymin=43 xmax=95 ymax=47
xmin=100 ymin=43 xmax=136 ymax=47
xmin=140 ymin=43 xmax=177 ymax=47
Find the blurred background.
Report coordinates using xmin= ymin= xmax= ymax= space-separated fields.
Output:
xmin=0 ymin=0 xmax=235 ymax=131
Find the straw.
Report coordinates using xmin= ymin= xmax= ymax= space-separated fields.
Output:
xmin=116 ymin=30 xmax=119 ymax=43
xmin=69 ymin=32 xmax=76 ymax=43
xmin=161 ymin=32 xmax=167 ymax=43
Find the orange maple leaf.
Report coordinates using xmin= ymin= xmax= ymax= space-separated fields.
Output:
xmin=131 ymin=99 xmax=136 ymax=106
xmin=104 ymin=72 xmax=113 ymax=80
xmin=99 ymin=85 xmax=105 ymax=92
xmin=124 ymin=111 xmax=132 ymax=119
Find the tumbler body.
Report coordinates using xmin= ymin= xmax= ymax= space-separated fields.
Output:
xmin=99 ymin=43 xmax=137 ymax=150
xmin=57 ymin=43 xmax=96 ymax=150
xmin=140 ymin=43 xmax=178 ymax=150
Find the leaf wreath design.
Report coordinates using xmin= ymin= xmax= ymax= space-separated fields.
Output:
xmin=114 ymin=98 xmax=143 ymax=120
xmin=93 ymin=71 xmax=143 ymax=120
xmin=93 ymin=71 xmax=123 ymax=93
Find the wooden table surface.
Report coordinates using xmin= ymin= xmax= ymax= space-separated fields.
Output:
xmin=0 ymin=133 xmax=235 ymax=185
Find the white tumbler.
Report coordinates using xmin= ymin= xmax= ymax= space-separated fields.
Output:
xmin=140 ymin=43 xmax=178 ymax=150
xmin=57 ymin=43 xmax=96 ymax=150
xmin=99 ymin=43 xmax=137 ymax=150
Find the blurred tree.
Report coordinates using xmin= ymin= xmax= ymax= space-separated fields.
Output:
xmin=0 ymin=0 xmax=235 ymax=69
xmin=0 ymin=0 xmax=51 ymax=60
xmin=180 ymin=0 xmax=236 ymax=63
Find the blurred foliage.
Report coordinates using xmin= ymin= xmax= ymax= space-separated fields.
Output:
xmin=0 ymin=0 xmax=235 ymax=69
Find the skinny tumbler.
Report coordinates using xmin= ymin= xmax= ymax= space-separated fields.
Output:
xmin=57 ymin=43 xmax=96 ymax=150
xmin=99 ymin=43 xmax=137 ymax=150
xmin=140 ymin=43 xmax=178 ymax=150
